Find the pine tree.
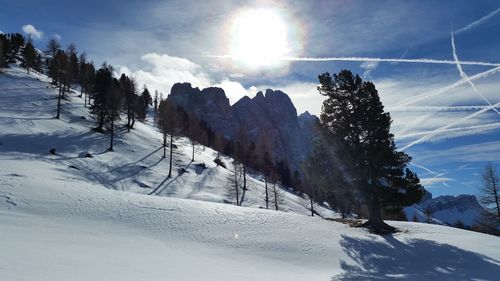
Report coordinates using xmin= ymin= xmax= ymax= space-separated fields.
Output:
xmin=317 ymin=70 xmax=422 ymax=233
xmin=0 ymin=34 xmax=6 ymax=67
xmin=106 ymin=79 xmax=122 ymax=151
xmin=22 ymin=41 xmax=37 ymax=74
xmin=119 ymin=74 xmax=136 ymax=131
xmin=137 ymin=87 xmax=151 ymax=121
xmin=90 ymin=63 xmax=113 ymax=131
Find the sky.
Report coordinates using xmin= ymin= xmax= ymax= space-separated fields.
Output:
xmin=1 ymin=0 xmax=499 ymax=197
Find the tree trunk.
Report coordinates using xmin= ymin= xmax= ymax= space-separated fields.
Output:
xmin=56 ymin=82 xmax=62 ymax=119
xmin=162 ymin=133 xmax=166 ymax=158
xmin=127 ymin=108 xmax=131 ymax=132
xmin=492 ymin=173 xmax=500 ymax=220
xmin=168 ymin=133 xmax=173 ymax=178
xmin=265 ymin=177 xmax=269 ymax=209
xmin=192 ymin=141 xmax=195 ymax=162
xmin=273 ymin=184 xmax=278 ymax=211
xmin=234 ymin=165 xmax=239 ymax=206
xmin=240 ymin=165 xmax=247 ymax=206
xmin=310 ymin=196 xmax=314 ymax=217
xmin=108 ymin=119 xmax=114 ymax=151
xmin=361 ymin=189 xmax=396 ymax=234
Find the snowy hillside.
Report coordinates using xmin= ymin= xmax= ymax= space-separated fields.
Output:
xmin=405 ymin=194 xmax=485 ymax=227
xmin=1 ymin=66 xmax=500 ymax=280
xmin=0 ymin=65 xmax=332 ymax=217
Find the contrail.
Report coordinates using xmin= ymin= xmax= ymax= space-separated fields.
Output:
xmin=454 ymin=7 xmax=500 ymax=35
xmin=410 ymin=162 xmax=438 ymax=175
xmin=397 ymin=122 xmax=500 ymax=139
xmin=209 ymin=55 xmax=500 ymax=67
xmin=395 ymin=65 xmax=500 ymax=107
xmin=451 ymin=32 xmax=500 ymax=115
xmin=387 ymin=105 xmax=500 ymax=112
xmin=400 ymin=101 xmax=500 ymax=151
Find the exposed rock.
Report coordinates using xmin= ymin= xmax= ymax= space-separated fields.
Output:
xmin=167 ymin=83 xmax=318 ymax=170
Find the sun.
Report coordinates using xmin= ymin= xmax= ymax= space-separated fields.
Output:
xmin=229 ymin=9 xmax=291 ymax=69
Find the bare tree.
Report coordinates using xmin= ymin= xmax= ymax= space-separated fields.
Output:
xmin=157 ymin=99 xmax=182 ymax=178
xmin=226 ymin=161 xmax=243 ymax=206
xmin=478 ymin=164 xmax=500 ymax=228
xmin=271 ymin=182 xmax=284 ymax=211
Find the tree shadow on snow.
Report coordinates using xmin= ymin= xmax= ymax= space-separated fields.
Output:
xmin=332 ymin=234 xmax=500 ymax=281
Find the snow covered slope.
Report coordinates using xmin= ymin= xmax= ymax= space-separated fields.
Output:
xmin=1 ymin=66 xmax=500 ymax=280
xmin=0 ymin=65 xmax=332 ymax=217
xmin=404 ymin=194 xmax=485 ymax=227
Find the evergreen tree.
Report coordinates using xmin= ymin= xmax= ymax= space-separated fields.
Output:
xmin=106 ymin=79 xmax=122 ymax=151
xmin=66 ymin=43 xmax=79 ymax=89
xmin=22 ymin=41 xmax=37 ymax=74
xmin=137 ymin=87 xmax=151 ymax=121
xmin=317 ymin=70 xmax=422 ymax=233
xmin=119 ymin=74 xmax=136 ymax=131
xmin=0 ymin=35 xmax=6 ymax=67
xmin=90 ymin=63 xmax=113 ymax=131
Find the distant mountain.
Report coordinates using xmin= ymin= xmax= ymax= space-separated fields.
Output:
xmin=168 ymin=83 xmax=318 ymax=171
xmin=405 ymin=193 xmax=486 ymax=227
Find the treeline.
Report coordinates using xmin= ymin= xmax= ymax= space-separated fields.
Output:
xmin=0 ymin=32 xmax=42 ymax=72
xmin=1 ymin=33 xmax=156 ymax=151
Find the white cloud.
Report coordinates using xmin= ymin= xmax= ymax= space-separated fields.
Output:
xmin=416 ymin=141 xmax=500 ymax=164
xmin=22 ymin=24 xmax=43 ymax=40
xmin=420 ymin=177 xmax=453 ymax=186
xmin=52 ymin=33 xmax=62 ymax=41
xmin=116 ymin=53 xmax=256 ymax=104
xmin=360 ymin=61 xmax=379 ymax=78
xmin=214 ymin=80 xmax=256 ymax=105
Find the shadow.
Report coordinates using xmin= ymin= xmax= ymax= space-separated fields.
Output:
xmin=148 ymin=160 xmax=193 ymax=196
xmin=332 ymin=234 xmax=500 ymax=280
xmin=109 ymin=146 xmax=163 ymax=172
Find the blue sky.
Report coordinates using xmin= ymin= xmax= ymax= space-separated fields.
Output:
xmin=1 ymin=0 xmax=499 ymax=197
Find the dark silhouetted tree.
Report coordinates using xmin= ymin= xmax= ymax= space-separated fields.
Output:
xmin=90 ymin=63 xmax=113 ymax=131
xmin=157 ymin=99 xmax=182 ymax=178
xmin=317 ymin=70 xmax=421 ymax=233
xmin=106 ymin=79 xmax=122 ymax=151
xmin=22 ymin=41 xmax=37 ymax=74
xmin=478 ymin=164 xmax=500 ymax=229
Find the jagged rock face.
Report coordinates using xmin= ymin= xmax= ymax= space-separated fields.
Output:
xmin=419 ymin=195 xmax=483 ymax=214
xmin=405 ymin=193 xmax=486 ymax=227
xmin=169 ymin=83 xmax=237 ymax=136
xmin=167 ymin=83 xmax=318 ymax=169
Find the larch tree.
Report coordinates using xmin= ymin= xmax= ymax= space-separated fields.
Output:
xmin=478 ymin=164 xmax=500 ymax=229
xmin=157 ymin=99 xmax=182 ymax=178
xmin=256 ymin=132 xmax=274 ymax=209
xmin=317 ymin=70 xmax=423 ymax=233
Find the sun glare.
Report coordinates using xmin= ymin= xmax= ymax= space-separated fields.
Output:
xmin=229 ymin=9 xmax=291 ymax=69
